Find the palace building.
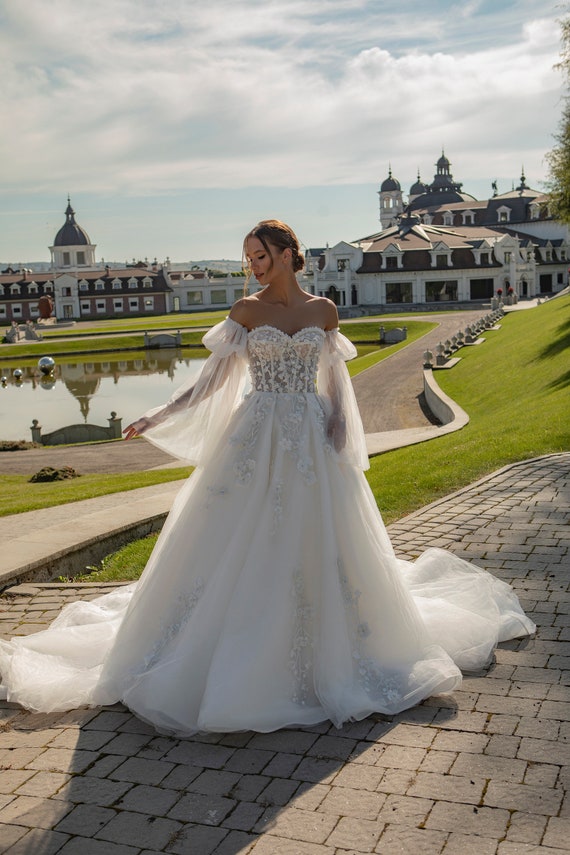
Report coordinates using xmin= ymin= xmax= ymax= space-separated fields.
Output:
xmin=0 ymin=199 xmax=247 ymax=323
xmin=0 ymin=199 xmax=173 ymax=323
xmin=310 ymin=153 xmax=568 ymax=311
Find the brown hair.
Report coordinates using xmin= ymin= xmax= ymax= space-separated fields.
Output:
xmin=243 ymin=220 xmax=305 ymax=280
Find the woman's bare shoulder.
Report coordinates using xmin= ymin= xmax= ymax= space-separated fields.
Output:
xmin=229 ymin=295 xmax=261 ymax=329
xmin=308 ymin=296 xmax=338 ymax=330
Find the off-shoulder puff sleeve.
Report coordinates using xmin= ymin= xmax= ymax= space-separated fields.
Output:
xmin=317 ymin=329 xmax=369 ymax=471
xmin=137 ymin=317 xmax=249 ymax=466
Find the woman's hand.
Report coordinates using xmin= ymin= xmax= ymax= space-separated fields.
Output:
xmin=327 ymin=412 xmax=346 ymax=452
xmin=123 ymin=417 xmax=153 ymax=440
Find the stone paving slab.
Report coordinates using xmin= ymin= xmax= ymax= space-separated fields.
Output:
xmin=0 ymin=452 xmax=569 ymax=854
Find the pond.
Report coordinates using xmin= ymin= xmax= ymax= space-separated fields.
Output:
xmin=0 ymin=350 xmax=207 ymax=442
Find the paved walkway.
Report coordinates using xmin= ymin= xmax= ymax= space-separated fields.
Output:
xmin=0 ymin=452 xmax=568 ymax=854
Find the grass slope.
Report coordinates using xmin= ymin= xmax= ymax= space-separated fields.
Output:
xmin=0 ymin=468 xmax=192 ymax=517
xmin=366 ymin=295 xmax=570 ymax=523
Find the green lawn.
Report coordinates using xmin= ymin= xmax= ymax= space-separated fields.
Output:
xmin=0 ymin=467 xmax=192 ymax=517
xmin=366 ymin=295 xmax=570 ymax=523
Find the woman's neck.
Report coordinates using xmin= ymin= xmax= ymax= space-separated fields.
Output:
xmin=262 ymin=271 xmax=305 ymax=306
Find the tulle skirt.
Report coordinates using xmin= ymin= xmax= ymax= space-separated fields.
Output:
xmin=0 ymin=392 xmax=535 ymax=734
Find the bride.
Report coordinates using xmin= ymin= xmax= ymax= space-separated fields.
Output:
xmin=0 ymin=220 xmax=534 ymax=734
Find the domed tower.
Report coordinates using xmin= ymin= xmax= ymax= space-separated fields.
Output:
xmin=409 ymin=170 xmax=429 ymax=204
xmin=378 ymin=166 xmax=404 ymax=229
xmin=429 ymin=150 xmax=464 ymax=196
xmin=50 ymin=197 xmax=96 ymax=269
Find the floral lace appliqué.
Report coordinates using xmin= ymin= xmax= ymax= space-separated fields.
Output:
xmin=140 ymin=578 xmax=205 ymax=672
xmin=229 ymin=394 xmax=274 ymax=485
xmin=289 ymin=570 xmax=314 ymax=705
xmin=247 ymin=326 xmax=324 ymax=394
xmin=339 ymin=561 xmax=405 ymax=706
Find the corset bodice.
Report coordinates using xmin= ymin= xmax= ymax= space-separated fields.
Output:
xmin=247 ymin=325 xmax=325 ymax=393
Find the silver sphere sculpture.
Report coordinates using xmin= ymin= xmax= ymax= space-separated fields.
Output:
xmin=38 ymin=356 xmax=56 ymax=376
xmin=13 ymin=368 xmax=23 ymax=380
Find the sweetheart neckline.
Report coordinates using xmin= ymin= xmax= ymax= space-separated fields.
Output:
xmin=247 ymin=324 xmax=327 ymax=339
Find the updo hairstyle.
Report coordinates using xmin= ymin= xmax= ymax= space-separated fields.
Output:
xmin=243 ymin=220 xmax=305 ymax=275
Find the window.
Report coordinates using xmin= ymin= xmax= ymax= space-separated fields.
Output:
xmin=12 ymin=304 xmax=22 ymax=316
xmin=96 ymin=300 xmax=106 ymax=313
xmin=80 ymin=301 xmax=90 ymax=313
xmin=386 ymin=282 xmax=412 ymax=303
xmin=480 ymin=252 xmax=489 ymax=265
xmin=45 ymin=283 xmax=53 ymax=292
xmin=95 ymin=280 xmax=104 ymax=290
xmin=29 ymin=303 xmax=39 ymax=316
xmin=561 ymin=249 xmax=567 ymax=261
xmin=539 ymin=273 xmax=553 ymax=293
xmin=63 ymin=252 xmax=71 ymax=265
xmin=144 ymin=296 xmax=154 ymax=311
xmin=210 ymin=289 xmax=227 ymax=304
xmin=337 ymin=259 xmax=348 ymax=272
xmin=143 ymin=277 xmax=153 ymax=288
xmin=545 ymin=250 xmax=552 ymax=262
xmin=436 ymin=254 xmax=448 ymax=268
xmin=62 ymin=287 xmax=72 ymax=297
xmin=79 ymin=281 xmax=89 ymax=291
xmin=128 ymin=277 xmax=138 ymax=289
xmin=425 ymin=280 xmax=458 ymax=302
xmin=385 ymin=256 xmax=398 ymax=270
xmin=113 ymin=298 xmax=123 ymax=311
xmin=28 ymin=283 xmax=38 ymax=294
xmin=112 ymin=279 xmax=122 ymax=289
xmin=443 ymin=213 xmax=453 ymax=226
xmin=11 ymin=285 xmax=20 ymax=295
xmin=77 ymin=251 xmax=85 ymax=265
xmin=469 ymin=278 xmax=494 ymax=300
xmin=0 ymin=305 xmax=5 ymax=317
xmin=186 ymin=290 xmax=203 ymax=305
xmin=128 ymin=297 xmax=139 ymax=311
xmin=234 ymin=288 xmax=244 ymax=302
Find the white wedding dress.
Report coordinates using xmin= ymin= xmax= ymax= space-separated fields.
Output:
xmin=0 ymin=319 xmax=535 ymax=734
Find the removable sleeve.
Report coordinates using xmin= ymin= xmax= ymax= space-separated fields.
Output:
xmin=317 ymin=329 xmax=369 ymax=471
xmin=139 ymin=317 xmax=249 ymax=466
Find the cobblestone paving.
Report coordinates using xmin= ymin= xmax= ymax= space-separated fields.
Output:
xmin=0 ymin=453 xmax=568 ymax=854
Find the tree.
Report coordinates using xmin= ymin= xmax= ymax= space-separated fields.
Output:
xmin=546 ymin=10 xmax=570 ymax=222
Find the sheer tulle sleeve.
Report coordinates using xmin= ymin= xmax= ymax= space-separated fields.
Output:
xmin=137 ymin=317 xmax=249 ymax=466
xmin=317 ymin=329 xmax=369 ymax=471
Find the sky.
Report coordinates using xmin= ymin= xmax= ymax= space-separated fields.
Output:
xmin=0 ymin=0 xmax=566 ymax=264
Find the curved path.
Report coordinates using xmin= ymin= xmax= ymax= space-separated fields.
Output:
xmin=351 ymin=310 xmax=484 ymax=433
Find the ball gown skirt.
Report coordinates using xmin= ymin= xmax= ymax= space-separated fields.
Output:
xmin=0 ymin=320 xmax=535 ymax=734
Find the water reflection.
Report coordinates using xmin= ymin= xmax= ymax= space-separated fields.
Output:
xmin=0 ymin=349 xmax=206 ymax=441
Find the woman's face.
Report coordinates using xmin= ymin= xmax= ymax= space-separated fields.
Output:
xmin=245 ymin=236 xmax=284 ymax=285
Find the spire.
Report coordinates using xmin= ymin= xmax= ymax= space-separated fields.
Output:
xmin=65 ymin=196 xmax=76 ymax=223
xmin=516 ymin=167 xmax=528 ymax=192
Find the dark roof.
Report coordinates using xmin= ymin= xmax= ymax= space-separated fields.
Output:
xmin=53 ymin=199 xmax=91 ymax=247
xmin=0 ymin=267 xmax=173 ymax=300
xmin=410 ymin=173 xmax=429 ymax=195
xmin=380 ymin=168 xmax=401 ymax=192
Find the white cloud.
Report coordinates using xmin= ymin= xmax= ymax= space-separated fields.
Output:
xmin=0 ymin=0 xmax=563 ymax=199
